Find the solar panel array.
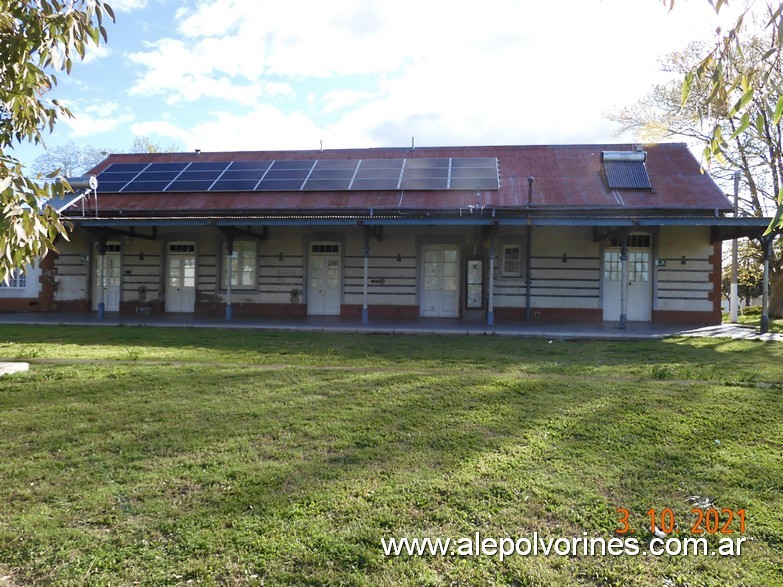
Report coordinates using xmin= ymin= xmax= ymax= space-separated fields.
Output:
xmin=95 ymin=158 xmax=500 ymax=193
xmin=603 ymin=161 xmax=653 ymax=190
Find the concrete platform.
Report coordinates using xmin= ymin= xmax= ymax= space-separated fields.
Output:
xmin=0 ymin=312 xmax=779 ymax=341
xmin=0 ymin=362 xmax=29 ymax=376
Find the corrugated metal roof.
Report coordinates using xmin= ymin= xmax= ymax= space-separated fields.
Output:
xmin=77 ymin=143 xmax=732 ymax=217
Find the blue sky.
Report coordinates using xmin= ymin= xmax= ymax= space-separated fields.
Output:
xmin=13 ymin=0 xmax=749 ymax=169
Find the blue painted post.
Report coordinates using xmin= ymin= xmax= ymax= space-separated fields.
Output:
xmin=619 ymin=240 xmax=628 ymax=330
xmin=97 ymin=240 xmax=106 ymax=320
xmin=226 ymin=240 xmax=233 ymax=321
xmin=362 ymin=233 xmax=369 ymax=324
xmin=487 ymin=236 xmax=495 ymax=327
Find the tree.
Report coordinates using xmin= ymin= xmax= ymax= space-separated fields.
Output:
xmin=32 ymin=140 xmax=106 ymax=178
xmin=129 ymin=136 xmax=182 ymax=154
xmin=668 ymin=0 xmax=783 ymax=234
xmin=0 ymin=1 xmax=114 ymax=282
xmin=722 ymin=239 xmax=765 ymax=306
xmin=611 ymin=39 xmax=779 ymax=218
xmin=612 ymin=24 xmax=783 ymax=316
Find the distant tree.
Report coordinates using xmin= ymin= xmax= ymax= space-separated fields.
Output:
xmin=32 ymin=140 xmax=106 ymax=178
xmin=130 ymin=136 xmax=181 ymax=154
xmin=722 ymin=239 xmax=765 ymax=307
xmin=0 ymin=1 xmax=114 ymax=282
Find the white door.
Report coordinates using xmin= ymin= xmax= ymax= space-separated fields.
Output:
xmin=308 ymin=244 xmax=341 ymax=315
xmin=602 ymin=239 xmax=652 ymax=322
xmin=92 ymin=243 xmax=121 ymax=312
xmin=166 ymin=243 xmax=196 ymax=313
xmin=420 ymin=245 xmax=459 ymax=317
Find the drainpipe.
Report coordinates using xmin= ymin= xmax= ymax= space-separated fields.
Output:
xmin=525 ymin=177 xmax=534 ymax=321
xmin=362 ymin=231 xmax=369 ymax=324
xmin=525 ymin=223 xmax=533 ymax=321
xmin=487 ymin=232 xmax=495 ymax=327
xmin=730 ymin=170 xmax=740 ymax=323
xmin=97 ymin=239 xmax=106 ymax=320
xmin=760 ymin=234 xmax=773 ymax=334
xmin=619 ymin=238 xmax=629 ymax=329
xmin=226 ymin=240 xmax=234 ymax=321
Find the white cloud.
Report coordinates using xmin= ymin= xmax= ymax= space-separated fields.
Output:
xmin=133 ymin=104 xmax=323 ymax=152
xmin=81 ymin=44 xmax=112 ymax=64
xmin=108 ymin=0 xmax=149 ymax=11
xmin=59 ymin=100 xmax=135 ymax=138
xmin=320 ymin=89 xmax=377 ymax=114
xmin=121 ymin=0 xmax=754 ymax=149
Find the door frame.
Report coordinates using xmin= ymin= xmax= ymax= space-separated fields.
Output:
xmin=306 ymin=241 xmax=342 ymax=316
xmin=419 ymin=243 xmax=461 ymax=318
xmin=165 ymin=241 xmax=197 ymax=313
xmin=92 ymin=240 xmax=122 ymax=312
xmin=601 ymin=232 xmax=654 ymax=322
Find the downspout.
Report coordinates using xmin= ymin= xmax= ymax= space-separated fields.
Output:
xmin=97 ymin=239 xmax=106 ymax=320
xmin=225 ymin=239 xmax=234 ymax=321
xmin=730 ymin=170 xmax=740 ymax=323
xmin=487 ymin=230 xmax=495 ymax=326
xmin=760 ymin=233 xmax=773 ymax=335
xmin=362 ymin=230 xmax=369 ymax=324
xmin=620 ymin=237 xmax=629 ymax=330
xmin=525 ymin=177 xmax=534 ymax=321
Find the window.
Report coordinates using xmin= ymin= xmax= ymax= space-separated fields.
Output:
xmin=169 ymin=243 xmax=196 ymax=254
xmin=607 ymin=234 xmax=651 ymax=248
xmin=1 ymin=269 xmax=26 ymax=288
xmin=603 ymin=251 xmax=621 ymax=282
xmin=628 ymin=251 xmax=649 ymax=282
xmin=502 ymin=245 xmax=522 ymax=276
xmin=223 ymin=241 xmax=256 ymax=289
xmin=603 ymin=251 xmax=650 ymax=282
xmin=311 ymin=243 xmax=340 ymax=254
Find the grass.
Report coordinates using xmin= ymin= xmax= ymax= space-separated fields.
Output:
xmin=723 ymin=310 xmax=783 ymax=333
xmin=0 ymin=325 xmax=781 ymax=586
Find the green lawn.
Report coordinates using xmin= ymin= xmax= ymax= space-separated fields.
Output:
xmin=0 ymin=326 xmax=781 ymax=586
xmin=723 ymin=310 xmax=783 ymax=333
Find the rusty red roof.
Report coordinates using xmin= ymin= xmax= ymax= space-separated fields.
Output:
xmin=81 ymin=143 xmax=731 ymax=217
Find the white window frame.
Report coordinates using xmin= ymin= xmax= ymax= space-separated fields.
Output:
xmin=1 ymin=269 xmax=27 ymax=288
xmin=501 ymin=244 xmax=522 ymax=277
xmin=222 ymin=241 xmax=257 ymax=290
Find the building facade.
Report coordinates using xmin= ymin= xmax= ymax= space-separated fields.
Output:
xmin=5 ymin=143 xmax=763 ymax=326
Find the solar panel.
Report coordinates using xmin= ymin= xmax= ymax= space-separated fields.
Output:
xmin=211 ymin=179 xmax=260 ymax=191
xmin=602 ymin=151 xmax=652 ymax=190
xmin=166 ymin=180 xmax=217 ymax=192
xmin=400 ymin=178 xmax=448 ymax=190
xmin=257 ymin=179 xmax=306 ymax=191
xmin=220 ymin=169 xmax=267 ymax=180
xmin=303 ymin=179 xmax=353 ymax=191
xmin=185 ymin=162 xmax=231 ymax=172
xmin=94 ymin=157 xmax=500 ymax=193
xmin=350 ymin=178 xmax=399 ymax=190
xmin=228 ymin=161 xmax=273 ymax=171
xmin=103 ymin=163 xmax=148 ymax=173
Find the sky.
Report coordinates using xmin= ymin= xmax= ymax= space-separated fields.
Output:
xmin=13 ymin=0 xmax=753 ymax=170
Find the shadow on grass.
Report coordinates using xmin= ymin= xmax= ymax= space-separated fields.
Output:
xmin=1 ymin=324 xmax=782 ymax=384
xmin=1 ymin=361 xmax=781 ymax=584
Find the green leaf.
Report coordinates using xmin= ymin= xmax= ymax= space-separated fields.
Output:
xmin=764 ymin=204 xmax=783 ymax=235
xmin=682 ymin=71 xmax=694 ymax=107
xmin=729 ymin=112 xmax=751 ymax=141
xmin=774 ymin=95 xmax=783 ymax=125
xmin=756 ymin=113 xmax=766 ymax=136
xmin=729 ymin=88 xmax=754 ymax=117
